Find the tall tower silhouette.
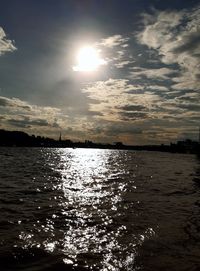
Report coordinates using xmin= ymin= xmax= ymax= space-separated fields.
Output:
xmin=199 ymin=127 xmax=200 ymax=144
xmin=59 ymin=132 xmax=62 ymax=142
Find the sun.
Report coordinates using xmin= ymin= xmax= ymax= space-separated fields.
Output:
xmin=73 ymin=46 xmax=106 ymax=72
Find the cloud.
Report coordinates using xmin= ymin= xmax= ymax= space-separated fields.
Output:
xmin=0 ymin=96 xmax=63 ymax=131
xmin=0 ymin=27 xmax=16 ymax=55
xmin=95 ymin=34 xmax=134 ymax=69
xmin=0 ymin=95 xmax=62 ymax=118
xmin=130 ymin=67 xmax=176 ymax=80
xmin=118 ymin=105 xmax=146 ymax=111
xmin=0 ymin=96 xmax=32 ymax=110
xmin=103 ymin=122 xmax=143 ymax=137
xmin=174 ymin=92 xmax=200 ymax=113
xmin=117 ymin=104 xmax=148 ymax=121
xmin=83 ymin=79 xmax=162 ymax=122
xmin=119 ymin=111 xmax=148 ymax=121
xmin=97 ymin=35 xmax=129 ymax=48
xmin=176 ymin=92 xmax=199 ymax=102
xmin=146 ymin=85 xmax=169 ymax=92
xmin=115 ymin=60 xmax=134 ymax=69
xmin=137 ymin=5 xmax=200 ymax=90
xmin=7 ymin=117 xmax=49 ymax=128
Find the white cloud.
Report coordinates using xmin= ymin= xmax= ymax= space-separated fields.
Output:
xmin=0 ymin=27 xmax=16 ymax=55
xmin=137 ymin=5 xmax=200 ymax=90
xmin=98 ymin=34 xmax=129 ymax=48
xmin=115 ymin=60 xmax=134 ymax=69
xmin=130 ymin=67 xmax=176 ymax=80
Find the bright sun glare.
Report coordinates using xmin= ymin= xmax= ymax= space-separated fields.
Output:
xmin=73 ymin=46 xmax=106 ymax=72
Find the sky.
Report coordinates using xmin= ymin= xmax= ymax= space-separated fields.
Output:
xmin=0 ymin=0 xmax=199 ymax=145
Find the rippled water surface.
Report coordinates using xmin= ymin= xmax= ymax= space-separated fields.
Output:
xmin=0 ymin=147 xmax=200 ymax=270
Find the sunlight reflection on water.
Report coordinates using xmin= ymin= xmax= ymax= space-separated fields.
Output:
xmin=46 ymin=148 xmax=151 ymax=270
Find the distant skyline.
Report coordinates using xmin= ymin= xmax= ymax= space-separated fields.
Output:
xmin=0 ymin=0 xmax=199 ymax=144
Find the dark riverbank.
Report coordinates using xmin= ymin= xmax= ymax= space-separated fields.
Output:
xmin=0 ymin=129 xmax=199 ymax=154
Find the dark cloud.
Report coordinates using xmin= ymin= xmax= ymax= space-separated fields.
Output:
xmin=85 ymin=111 xmax=103 ymax=116
xmin=7 ymin=117 xmax=49 ymax=128
xmin=178 ymin=103 xmax=200 ymax=111
xmin=120 ymin=112 xmax=148 ymax=121
xmin=118 ymin=105 xmax=146 ymax=111
xmin=103 ymin=123 xmax=143 ymax=136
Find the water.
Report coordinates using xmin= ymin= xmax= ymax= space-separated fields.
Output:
xmin=0 ymin=147 xmax=200 ymax=271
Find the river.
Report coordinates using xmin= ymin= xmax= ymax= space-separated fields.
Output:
xmin=0 ymin=147 xmax=200 ymax=270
